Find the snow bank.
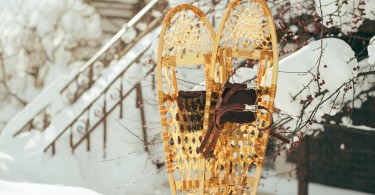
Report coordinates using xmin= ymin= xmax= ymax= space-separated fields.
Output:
xmin=0 ymin=180 xmax=101 ymax=195
xmin=274 ymin=38 xmax=357 ymax=119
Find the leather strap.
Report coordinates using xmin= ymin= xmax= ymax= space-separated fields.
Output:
xmin=214 ymin=103 xmax=273 ymax=133
xmin=222 ymin=83 xmax=249 ymax=104
xmin=198 ymin=83 xmax=290 ymax=158
xmin=198 ymin=106 xmax=289 ymax=158
xmin=198 ymin=122 xmax=218 ymax=157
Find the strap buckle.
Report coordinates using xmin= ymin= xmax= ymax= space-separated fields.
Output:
xmin=244 ymin=104 xmax=258 ymax=112
xmin=246 ymin=83 xmax=256 ymax=89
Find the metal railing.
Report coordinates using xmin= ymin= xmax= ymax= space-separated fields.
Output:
xmin=44 ymin=61 xmax=157 ymax=157
xmin=61 ymin=0 xmax=161 ymax=104
xmin=43 ymin=5 xmax=168 ymax=157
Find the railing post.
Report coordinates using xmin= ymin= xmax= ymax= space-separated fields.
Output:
xmin=119 ymin=77 xmax=124 ymax=118
xmin=70 ymin=128 xmax=74 ymax=154
xmin=89 ymin=66 xmax=94 ymax=89
xmin=136 ymin=82 xmax=149 ymax=152
xmin=103 ymin=95 xmax=107 ymax=158
xmin=52 ymin=143 xmax=55 ymax=156
xmin=86 ymin=112 xmax=91 ymax=152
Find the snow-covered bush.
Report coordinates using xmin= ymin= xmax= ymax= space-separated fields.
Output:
xmin=0 ymin=0 xmax=103 ymax=128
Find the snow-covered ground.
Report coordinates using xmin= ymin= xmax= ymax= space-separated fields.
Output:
xmin=0 ymin=180 xmax=101 ymax=195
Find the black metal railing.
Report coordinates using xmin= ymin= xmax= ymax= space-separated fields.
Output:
xmin=44 ymin=62 xmax=156 ymax=157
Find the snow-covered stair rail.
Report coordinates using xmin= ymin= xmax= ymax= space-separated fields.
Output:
xmin=43 ymin=26 xmax=161 ymax=156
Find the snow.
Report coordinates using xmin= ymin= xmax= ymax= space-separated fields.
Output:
xmin=289 ymin=0 xmax=315 ymax=18
xmin=0 ymin=180 xmax=101 ymax=195
xmin=368 ymin=35 xmax=375 ymax=65
xmin=0 ymin=0 xmax=103 ymax=126
xmin=341 ymin=123 xmax=375 ymax=131
xmin=1 ymin=24 xmax=165 ymax=195
xmin=233 ymin=38 xmax=356 ymax=122
xmin=314 ymin=0 xmax=375 ymax=34
xmin=230 ymin=38 xmax=375 ymax=133
xmin=2 ymin=25 xmax=160 ymax=139
xmin=2 ymin=74 xmax=72 ymax=138
xmin=364 ymin=0 xmax=375 ymax=20
xmin=121 ymin=27 xmax=137 ymax=44
xmin=0 ymin=102 xmax=168 ymax=195
xmin=168 ymin=0 xmax=192 ymax=7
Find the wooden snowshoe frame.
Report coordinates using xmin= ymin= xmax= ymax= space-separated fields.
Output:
xmin=156 ymin=4 xmax=216 ymax=194
xmin=202 ymin=0 xmax=279 ymax=194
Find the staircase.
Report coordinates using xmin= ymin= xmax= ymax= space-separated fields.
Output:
xmin=3 ymin=0 xmax=168 ymax=162
xmin=89 ymin=0 xmax=145 ymax=36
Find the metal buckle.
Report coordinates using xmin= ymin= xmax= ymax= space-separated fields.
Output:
xmin=244 ymin=104 xmax=258 ymax=112
xmin=246 ymin=83 xmax=256 ymax=89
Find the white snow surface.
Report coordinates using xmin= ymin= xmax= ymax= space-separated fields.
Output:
xmin=0 ymin=180 xmax=101 ymax=195
xmin=368 ymin=35 xmax=375 ymax=65
xmin=275 ymin=38 xmax=357 ymax=118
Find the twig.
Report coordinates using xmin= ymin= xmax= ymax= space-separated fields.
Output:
xmin=116 ymin=118 xmax=144 ymax=142
xmin=101 ymin=142 xmax=163 ymax=162
xmin=0 ymin=60 xmax=27 ymax=105
xmin=115 ymin=167 xmax=164 ymax=189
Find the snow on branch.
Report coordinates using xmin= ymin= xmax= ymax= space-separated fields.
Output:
xmin=232 ymin=37 xmax=374 ymax=146
xmin=273 ymin=38 xmax=375 ymax=141
xmin=315 ymin=0 xmax=375 ymax=34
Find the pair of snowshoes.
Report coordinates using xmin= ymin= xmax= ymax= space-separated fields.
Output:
xmin=157 ymin=1 xmax=283 ymax=194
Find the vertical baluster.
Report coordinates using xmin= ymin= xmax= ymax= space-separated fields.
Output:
xmin=74 ymin=79 xmax=79 ymax=103
xmin=152 ymin=72 xmax=156 ymax=90
xmin=103 ymin=93 xmax=107 ymax=158
xmin=89 ymin=65 xmax=94 ymax=89
xmin=136 ymin=83 xmax=149 ymax=152
xmin=70 ymin=127 xmax=74 ymax=154
xmin=52 ymin=142 xmax=56 ymax=156
xmin=86 ymin=108 xmax=91 ymax=152
xmin=119 ymin=76 xmax=124 ymax=118
xmin=43 ymin=108 xmax=49 ymax=130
